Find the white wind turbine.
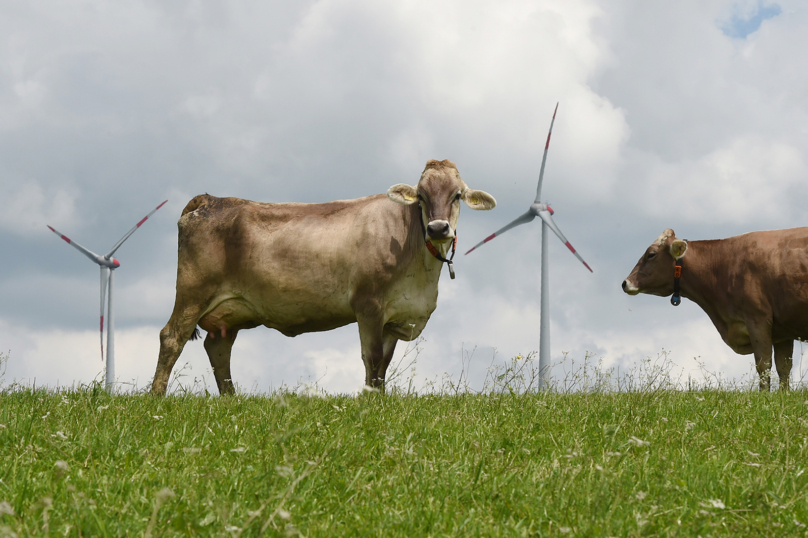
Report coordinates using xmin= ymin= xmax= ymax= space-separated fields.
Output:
xmin=48 ymin=200 xmax=167 ymax=391
xmin=466 ymin=104 xmax=592 ymax=389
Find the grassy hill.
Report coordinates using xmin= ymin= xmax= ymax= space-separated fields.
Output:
xmin=2 ymin=361 xmax=808 ymax=537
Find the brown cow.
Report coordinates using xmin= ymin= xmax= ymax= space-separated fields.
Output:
xmin=622 ymin=228 xmax=808 ymax=391
xmin=150 ymin=159 xmax=496 ymax=395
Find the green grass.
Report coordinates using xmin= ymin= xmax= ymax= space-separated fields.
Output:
xmin=2 ymin=376 xmax=808 ymax=537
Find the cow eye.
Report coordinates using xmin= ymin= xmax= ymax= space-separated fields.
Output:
xmin=647 ymin=252 xmax=656 ymax=259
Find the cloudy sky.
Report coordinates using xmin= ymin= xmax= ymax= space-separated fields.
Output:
xmin=2 ymin=0 xmax=806 ymax=394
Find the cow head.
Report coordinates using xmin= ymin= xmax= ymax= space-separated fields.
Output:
xmin=387 ymin=159 xmax=496 ymax=243
xmin=622 ymin=229 xmax=689 ymax=296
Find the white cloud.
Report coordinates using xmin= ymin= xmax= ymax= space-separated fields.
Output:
xmin=0 ymin=179 xmax=78 ymax=236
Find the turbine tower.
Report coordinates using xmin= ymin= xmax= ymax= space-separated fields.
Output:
xmin=466 ymin=104 xmax=592 ymax=389
xmin=48 ymin=200 xmax=167 ymax=392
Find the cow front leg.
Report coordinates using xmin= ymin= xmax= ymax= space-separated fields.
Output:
xmin=748 ymin=322 xmax=774 ymax=392
xmin=774 ymin=340 xmax=794 ymax=392
xmin=356 ymin=312 xmax=387 ymax=391
xmin=373 ymin=334 xmax=399 ymax=387
xmin=203 ymin=329 xmax=238 ymax=395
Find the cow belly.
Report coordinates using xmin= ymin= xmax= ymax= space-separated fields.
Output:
xmin=198 ymin=297 xmax=260 ymax=335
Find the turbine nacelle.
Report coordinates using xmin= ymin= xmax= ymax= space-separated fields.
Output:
xmin=530 ymin=203 xmax=554 ymax=216
xmin=97 ymin=257 xmax=121 ymax=269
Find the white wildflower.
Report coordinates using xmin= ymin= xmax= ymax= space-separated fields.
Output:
xmin=795 ymin=520 xmax=806 ymax=528
xmin=51 ymin=431 xmax=68 ymax=440
xmin=278 ymin=508 xmax=291 ymax=520
xmin=747 ymin=450 xmax=760 ymax=457
xmin=685 ymin=421 xmax=696 ymax=431
xmin=97 ymin=405 xmax=109 ymax=411
xmin=636 ymin=491 xmax=647 ymax=500
xmin=559 ymin=527 xmax=571 ymax=534
xmin=701 ymin=499 xmax=725 ymax=509
xmin=41 ymin=412 xmax=50 ymax=420
xmin=54 ymin=461 xmax=68 ymax=472
xmin=743 ymin=462 xmax=761 ymax=467
xmin=230 ymin=447 xmax=246 ymax=453
xmin=152 ymin=416 xmax=163 ymax=420
xmin=155 ymin=488 xmax=175 ymax=504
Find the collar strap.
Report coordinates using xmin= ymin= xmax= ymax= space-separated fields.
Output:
xmin=418 ymin=202 xmax=457 ymax=279
xmin=671 ymin=257 xmax=683 ymax=306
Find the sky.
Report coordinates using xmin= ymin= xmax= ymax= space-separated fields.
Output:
xmin=1 ymin=0 xmax=807 ymax=395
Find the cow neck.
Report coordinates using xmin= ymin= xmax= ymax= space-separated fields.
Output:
xmin=417 ymin=202 xmax=457 ymax=280
xmin=668 ymin=241 xmax=723 ymax=321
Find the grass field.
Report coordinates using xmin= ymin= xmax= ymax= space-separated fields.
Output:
xmin=2 ymin=351 xmax=808 ymax=537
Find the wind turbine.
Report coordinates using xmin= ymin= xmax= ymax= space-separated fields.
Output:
xmin=47 ymin=200 xmax=167 ymax=392
xmin=466 ymin=103 xmax=592 ymax=389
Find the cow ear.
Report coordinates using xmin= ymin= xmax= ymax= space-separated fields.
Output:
xmin=462 ymin=189 xmax=497 ymax=210
xmin=670 ymin=239 xmax=688 ymax=259
xmin=387 ymin=184 xmax=419 ymax=205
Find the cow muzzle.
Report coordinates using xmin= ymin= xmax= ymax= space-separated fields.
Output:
xmin=426 ymin=220 xmax=453 ymax=241
xmin=622 ymin=279 xmax=640 ymax=295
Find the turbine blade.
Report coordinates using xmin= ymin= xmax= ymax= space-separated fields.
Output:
xmin=534 ymin=102 xmax=559 ymax=203
xmin=100 ymin=266 xmax=110 ymax=361
xmin=47 ymin=225 xmax=102 ymax=264
xmin=465 ymin=211 xmax=535 ymax=255
xmin=105 ymin=200 xmax=168 ymax=258
xmin=537 ymin=210 xmax=593 ymax=272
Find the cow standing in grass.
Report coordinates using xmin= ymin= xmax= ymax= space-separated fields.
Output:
xmin=151 ymin=159 xmax=496 ymax=395
xmin=622 ymin=228 xmax=808 ymax=391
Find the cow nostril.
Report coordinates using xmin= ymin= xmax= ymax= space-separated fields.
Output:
xmin=621 ymin=280 xmax=627 ymax=291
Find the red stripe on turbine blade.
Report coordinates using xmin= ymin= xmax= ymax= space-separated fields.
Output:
xmin=484 ymin=233 xmax=496 ymax=243
xmin=565 ymin=241 xmax=576 ymax=253
xmin=136 ymin=216 xmax=148 ymax=227
xmin=552 ymin=102 xmax=558 ymax=119
xmin=583 ymin=261 xmax=593 ymax=273
xmin=156 ymin=200 xmax=168 ymax=210
xmin=545 ymin=133 xmax=552 ymax=150
xmin=465 ymin=247 xmax=476 ymax=255
xmin=100 ymin=316 xmax=104 ymax=332
xmin=61 ymin=235 xmax=71 ymax=244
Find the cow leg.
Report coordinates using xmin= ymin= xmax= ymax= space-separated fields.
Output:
xmin=151 ymin=304 xmax=204 ymax=395
xmin=774 ymin=340 xmax=794 ymax=392
xmin=204 ymin=329 xmax=237 ymax=395
xmin=748 ymin=322 xmax=774 ymax=392
xmin=356 ymin=311 xmax=387 ymax=391
xmin=373 ymin=334 xmax=399 ymax=386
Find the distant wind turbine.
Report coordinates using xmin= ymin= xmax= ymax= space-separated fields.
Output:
xmin=47 ymin=200 xmax=167 ymax=391
xmin=466 ymin=104 xmax=592 ymax=389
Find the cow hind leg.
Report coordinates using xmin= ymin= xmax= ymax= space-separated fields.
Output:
xmin=151 ymin=305 xmax=204 ymax=395
xmin=773 ymin=340 xmax=794 ymax=392
xmin=203 ymin=329 xmax=238 ymax=395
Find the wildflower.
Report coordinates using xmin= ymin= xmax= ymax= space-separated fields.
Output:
xmin=97 ymin=405 xmax=109 ymax=411
xmin=278 ymin=508 xmax=291 ymax=520
xmin=54 ymin=460 xmax=68 ymax=472
xmin=743 ymin=462 xmax=761 ymax=467
xmin=636 ymin=491 xmax=647 ymax=500
xmin=685 ymin=421 xmax=696 ymax=430
xmin=701 ymin=499 xmax=725 ymax=509
xmin=152 ymin=416 xmax=163 ymax=420
xmin=559 ymin=527 xmax=571 ymax=534
xmin=155 ymin=488 xmax=175 ymax=504
xmin=51 ymin=431 xmax=68 ymax=440
xmin=230 ymin=447 xmax=246 ymax=453
xmin=41 ymin=412 xmax=50 ymax=420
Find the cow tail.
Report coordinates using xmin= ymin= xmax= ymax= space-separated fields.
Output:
xmin=189 ymin=327 xmax=201 ymax=341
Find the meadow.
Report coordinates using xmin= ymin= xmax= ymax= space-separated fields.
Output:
xmin=2 ymin=350 xmax=808 ymax=537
